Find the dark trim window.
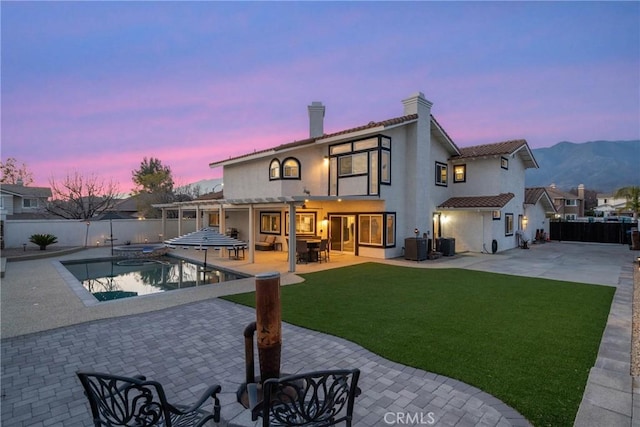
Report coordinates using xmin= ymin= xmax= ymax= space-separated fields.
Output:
xmin=358 ymin=212 xmax=396 ymax=248
xmin=381 ymin=150 xmax=391 ymax=184
xmin=260 ymin=212 xmax=281 ymax=234
xmin=282 ymin=157 xmax=300 ymax=179
xmin=435 ymin=162 xmax=448 ymax=186
xmin=285 ymin=212 xmax=317 ymax=236
xmin=328 ymin=135 xmax=391 ymax=197
xmin=501 ymin=157 xmax=509 ymax=170
xmin=453 ymin=164 xmax=466 ymax=183
xmin=339 ymin=153 xmax=368 ymax=176
xmin=505 ymin=213 xmax=514 ymax=236
xmin=269 ymin=159 xmax=280 ymax=180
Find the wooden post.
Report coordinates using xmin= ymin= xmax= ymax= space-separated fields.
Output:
xmin=255 ymin=272 xmax=281 ymax=382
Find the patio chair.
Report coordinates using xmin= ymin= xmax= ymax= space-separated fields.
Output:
xmin=251 ymin=368 xmax=361 ymax=426
xmin=319 ymin=239 xmax=329 ymax=262
xmin=296 ymin=240 xmax=309 ymax=264
xmin=76 ymin=371 xmax=221 ymax=427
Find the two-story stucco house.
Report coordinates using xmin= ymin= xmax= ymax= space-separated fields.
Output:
xmin=0 ymin=181 xmax=52 ymax=219
xmin=177 ymin=91 xmax=541 ymax=267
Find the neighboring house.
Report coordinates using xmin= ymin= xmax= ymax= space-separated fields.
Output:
xmin=158 ymin=91 xmax=542 ymax=266
xmin=547 ymin=184 xmax=584 ymax=220
xmin=594 ymin=193 xmax=630 ymax=218
xmin=0 ymin=181 xmax=52 ymax=219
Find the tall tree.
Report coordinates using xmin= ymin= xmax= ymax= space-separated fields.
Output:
xmin=0 ymin=157 xmax=34 ymax=185
xmin=131 ymin=157 xmax=175 ymax=218
xmin=47 ymin=171 xmax=120 ymax=219
xmin=614 ymin=186 xmax=640 ymax=220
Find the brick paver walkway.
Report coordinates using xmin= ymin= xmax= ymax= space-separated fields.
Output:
xmin=1 ymin=297 xmax=529 ymax=426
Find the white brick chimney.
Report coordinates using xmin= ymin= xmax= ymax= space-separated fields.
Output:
xmin=402 ymin=91 xmax=433 ymax=117
xmin=308 ymin=101 xmax=325 ymax=138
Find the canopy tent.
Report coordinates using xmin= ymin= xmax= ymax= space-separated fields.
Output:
xmin=164 ymin=227 xmax=247 ymax=266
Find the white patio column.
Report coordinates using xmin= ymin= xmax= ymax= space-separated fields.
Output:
xmin=248 ymin=204 xmax=255 ymax=263
xmin=195 ymin=206 xmax=201 ymax=230
xmin=288 ymin=202 xmax=297 ymax=272
xmin=161 ymin=208 xmax=167 ymax=240
xmin=178 ymin=207 xmax=184 ymax=236
xmin=218 ymin=204 xmax=225 ymax=234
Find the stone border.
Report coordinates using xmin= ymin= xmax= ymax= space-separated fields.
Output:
xmin=573 ymin=262 xmax=635 ymax=426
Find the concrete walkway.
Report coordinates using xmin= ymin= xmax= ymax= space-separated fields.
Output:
xmin=0 ymin=241 xmax=636 ymax=426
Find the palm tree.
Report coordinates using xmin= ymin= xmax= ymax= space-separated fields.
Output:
xmin=614 ymin=186 xmax=640 ymax=220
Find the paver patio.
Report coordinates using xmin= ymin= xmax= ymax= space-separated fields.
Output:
xmin=0 ymin=241 xmax=636 ymax=426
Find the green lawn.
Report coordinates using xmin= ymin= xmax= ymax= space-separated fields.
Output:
xmin=223 ymin=263 xmax=615 ymax=427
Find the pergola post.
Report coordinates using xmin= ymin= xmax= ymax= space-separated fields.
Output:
xmin=248 ymin=204 xmax=255 ymax=263
xmin=288 ymin=202 xmax=297 ymax=272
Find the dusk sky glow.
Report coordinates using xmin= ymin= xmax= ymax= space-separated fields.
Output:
xmin=2 ymin=1 xmax=639 ymax=194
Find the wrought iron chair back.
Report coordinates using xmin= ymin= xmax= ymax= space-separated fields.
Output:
xmin=77 ymin=371 xmax=221 ymax=427
xmin=319 ymin=239 xmax=329 ymax=262
xmin=256 ymin=368 xmax=360 ymax=426
xmin=296 ymin=240 xmax=310 ymax=263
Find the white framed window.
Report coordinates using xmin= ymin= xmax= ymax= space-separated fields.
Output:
xmin=269 ymin=159 xmax=280 ymax=180
xmin=565 ymin=199 xmax=577 ymax=206
xmin=285 ymin=212 xmax=316 ymax=235
xmin=282 ymin=158 xmax=300 ymax=179
xmin=23 ymin=198 xmax=37 ymax=208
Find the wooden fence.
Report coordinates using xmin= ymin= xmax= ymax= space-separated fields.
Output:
xmin=549 ymin=220 xmax=637 ymax=244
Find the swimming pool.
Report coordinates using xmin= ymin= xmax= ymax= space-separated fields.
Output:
xmin=61 ymin=256 xmax=249 ymax=301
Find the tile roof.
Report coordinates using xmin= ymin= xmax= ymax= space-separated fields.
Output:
xmin=438 ymin=193 xmax=515 ymax=209
xmin=524 ymin=187 xmax=547 ymax=205
xmin=209 ymin=114 xmax=419 ymax=167
xmin=546 ymin=186 xmax=580 ymax=200
xmin=0 ymin=184 xmax=52 ymax=198
xmin=525 ymin=187 xmax=557 ymax=212
xmin=454 ymin=139 xmax=528 ymax=159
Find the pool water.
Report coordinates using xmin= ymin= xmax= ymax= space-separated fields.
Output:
xmin=62 ymin=256 xmax=249 ymax=301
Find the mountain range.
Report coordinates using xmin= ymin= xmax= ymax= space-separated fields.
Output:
xmin=525 ymin=140 xmax=640 ymax=194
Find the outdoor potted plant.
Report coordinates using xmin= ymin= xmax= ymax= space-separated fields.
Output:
xmin=29 ymin=233 xmax=58 ymax=250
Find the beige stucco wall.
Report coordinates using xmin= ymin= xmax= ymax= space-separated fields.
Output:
xmin=3 ymin=219 xmax=195 ymax=248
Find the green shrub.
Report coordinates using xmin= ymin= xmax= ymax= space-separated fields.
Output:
xmin=29 ymin=233 xmax=58 ymax=250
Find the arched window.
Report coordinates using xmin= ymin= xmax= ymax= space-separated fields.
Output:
xmin=282 ymin=158 xmax=301 ymax=179
xmin=269 ymin=159 xmax=280 ymax=180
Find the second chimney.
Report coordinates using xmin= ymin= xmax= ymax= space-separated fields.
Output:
xmin=308 ymin=101 xmax=325 ymax=138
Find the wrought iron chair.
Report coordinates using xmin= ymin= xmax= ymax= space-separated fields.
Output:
xmin=251 ymin=368 xmax=360 ymax=426
xmin=317 ymin=239 xmax=329 ymax=263
xmin=296 ymin=240 xmax=310 ymax=264
xmin=76 ymin=371 xmax=221 ymax=426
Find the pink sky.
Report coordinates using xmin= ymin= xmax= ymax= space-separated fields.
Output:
xmin=2 ymin=2 xmax=638 ymax=194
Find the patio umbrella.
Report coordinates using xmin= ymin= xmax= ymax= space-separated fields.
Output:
xmin=96 ymin=211 xmax=128 ymax=255
xmin=164 ymin=227 xmax=247 ymax=267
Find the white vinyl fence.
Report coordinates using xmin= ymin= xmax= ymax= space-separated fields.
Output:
xmin=3 ymin=219 xmax=197 ymax=249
